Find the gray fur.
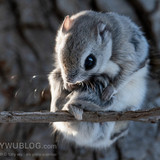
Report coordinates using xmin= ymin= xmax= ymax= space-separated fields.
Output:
xmin=49 ymin=68 xmax=128 ymax=148
xmin=49 ymin=10 xmax=149 ymax=148
xmin=56 ymin=11 xmax=148 ymax=87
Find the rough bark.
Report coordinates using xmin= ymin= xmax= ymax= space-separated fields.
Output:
xmin=1 ymin=108 xmax=160 ymax=123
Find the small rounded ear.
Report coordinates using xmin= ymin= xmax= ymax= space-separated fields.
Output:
xmin=96 ymin=22 xmax=111 ymax=43
xmin=62 ymin=15 xmax=73 ymax=33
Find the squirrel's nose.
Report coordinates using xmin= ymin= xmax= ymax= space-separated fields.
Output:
xmin=65 ymin=72 xmax=78 ymax=83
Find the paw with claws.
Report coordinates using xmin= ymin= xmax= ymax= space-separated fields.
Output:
xmin=101 ymin=84 xmax=117 ymax=101
xmin=63 ymin=103 xmax=84 ymax=120
xmin=64 ymin=82 xmax=78 ymax=92
xmin=92 ymin=75 xmax=117 ymax=102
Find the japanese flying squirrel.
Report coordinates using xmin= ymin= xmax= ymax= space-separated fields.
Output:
xmin=48 ymin=10 xmax=149 ymax=148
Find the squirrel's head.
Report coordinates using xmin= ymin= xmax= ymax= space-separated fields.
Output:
xmin=55 ymin=11 xmax=112 ymax=85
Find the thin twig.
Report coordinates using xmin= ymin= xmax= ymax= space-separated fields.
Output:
xmin=0 ymin=107 xmax=160 ymax=123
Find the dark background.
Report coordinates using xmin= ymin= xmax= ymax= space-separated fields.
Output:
xmin=0 ymin=0 xmax=160 ymax=159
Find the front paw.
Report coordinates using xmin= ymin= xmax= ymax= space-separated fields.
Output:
xmin=64 ymin=83 xmax=77 ymax=92
xmin=92 ymin=75 xmax=109 ymax=87
xmin=102 ymin=84 xmax=117 ymax=101
xmin=63 ymin=103 xmax=83 ymax=120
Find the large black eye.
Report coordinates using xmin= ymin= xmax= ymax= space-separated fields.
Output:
xmin=84 ymin=54 xmax=96 ymax=70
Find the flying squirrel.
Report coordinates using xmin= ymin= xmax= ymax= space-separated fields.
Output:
xmin=48 ymin=10 xmax=149 ymax=148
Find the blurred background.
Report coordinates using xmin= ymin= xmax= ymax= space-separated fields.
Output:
xmin=0 ymin=0 xmax=160 ymax=160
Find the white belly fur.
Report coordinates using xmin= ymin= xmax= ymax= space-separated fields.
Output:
xmin=107 ymin=66 xmax=148 ymax=111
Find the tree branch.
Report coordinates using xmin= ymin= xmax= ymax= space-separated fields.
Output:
xmin=0 ymin=107 xmax=160 ymax=123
